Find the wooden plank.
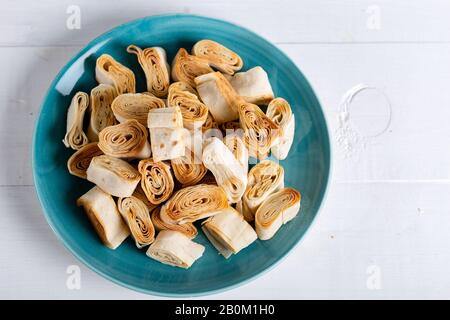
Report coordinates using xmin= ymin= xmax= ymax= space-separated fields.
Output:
xmin=0 ymin=46 xmax=81 ymax=186
xmin=0 ymin=0 xmax=449 ymax=46
xmin=1 ymin=182 xmax=449 ymax=298
xmin=279 ymin=43 xmax=450 ymax=182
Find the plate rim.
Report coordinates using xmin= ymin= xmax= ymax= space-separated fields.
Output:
xmin=32 ymin=13 xmax=332 ymax=297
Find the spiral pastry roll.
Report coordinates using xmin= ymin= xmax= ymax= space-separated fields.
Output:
xmin=171 ymin=148 xmax=207 ymax=186
xmin=147 ymin=107 xmax=186 ymax=162
xmin=255 ymin=188 xmax=301 ymax=240
xmin=167 ymin=82 xmax=208 ymax=130
xmin=192 ymin=39 xmax=243 ymax=75
xmin=229 ymin=67 xmax=274 ymax=105
xmin=224 ymin=134 xmax=249 ymax=174
xmin=95 ymin=54 xmax=135 ymax=94
xmin=236 ymin=99 xmax=281 ymax=159
xmin=202 ymin=207 xmax=257 ymax=258
xmin=63 ymin=91 xmax=89 ymax=150
xmin=242 ymin=160 xmax=284 ymax=221
xmin=195 ymin=72 xmax=239 ymax=124
xmin=168 ymin=81 xmax=198 ymax=95
xmin=266 ymin=97 xmax=295 ymax=160
xmin=137 ymin=159 xmax=174 ymax=205
xmin=160 ymin=184 xmax=229 ymax=224
xmin=67 ymin=142 xmax=103 ymax=179
xmin=171 ymin=48 xmax=213 ymax=88
xmin=127 ymin=45 xmax=170 ymax=98
xmin=117 ymin=196 xmax=155 ymax=248
xmin=87 ymin=155 xmax=141 ymax=197
xmin=202 ymin=112 xmax=219 ymax=132
xmin=87 ymin=84 xmax=117 ymax=141
xmin=202 ymin=137 xmax=247 ymax=203
xmin=151 ymin=207 xmax=198 ymax=239
xmin=132 ymin=184 xmax=157 ymax=211
xmin=77 ymin=186 xmax=130 ymax=249
xmin=111 ymin=93 xmax=165 ymax=125
xmin=146 ymin=230 xmax=205 ymax=269
xmin=98 ymin=119 xmax=151 ymax=159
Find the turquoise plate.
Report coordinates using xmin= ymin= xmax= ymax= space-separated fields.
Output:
xmin=33 ymin=14 xmax=331 ymax=297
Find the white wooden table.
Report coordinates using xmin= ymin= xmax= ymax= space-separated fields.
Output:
xmin=1 ymin=0 xmax=449 ymax=299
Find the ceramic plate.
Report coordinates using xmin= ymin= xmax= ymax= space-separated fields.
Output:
xmin=33 ymin=14 xmax=331 ymax=296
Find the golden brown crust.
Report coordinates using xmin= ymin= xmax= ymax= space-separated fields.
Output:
xmin=117 ymin=196 xmax=155 ymax=248
xmin=171 ymin=148 xmax=208 ymax=186
xmin=88 ymin=84 xmax=118 ymax=141
xmin=167 ymin=82 xmax=208 ymax=129
xmin=235 ymin=99 xmax=281 ymax=159
xmin=67 ymin=142 xmax=103 ymax=179
xmin=151 ymin=207 xmax=198 ymax=239
xmin=171 ymin=48 xmax=213 ymax=87
xmin=95 ymin=54 xmax=136 ymax=94
xmin=98 ymin=119 xmax=151 ymax=159
xmin=127 ymin=45 xmax=170 ymax=98
xmin=63 ymin=91 xmax=90 ymax=150
xmin=111 ymin=93 xmax=166 ymax=125
xmin=160 ymin=184 xmax=229 ymax=224
xmin=192 ymin=40 xmax=243 ymax=75
xmin=138 ymin=159 xmax=175 ymax=205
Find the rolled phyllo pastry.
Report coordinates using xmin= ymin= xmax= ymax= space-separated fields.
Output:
xmin=192 ymin=39 xmax=243 ymax=75
xmin=77 ymin=186 xmax=130 ymax=249
xmin=137 ymin=159 xmax=174 ymax=205
xmin=117 ymin=196 xmax=155 ymax=248
xmin=171 ymin=48 xmax=213 ymax=87
xmin=98 ymin=119 xmax=151 ymax=159
xmin=266 ymin=97 xmax=295 ymax=160
xmin=146 ymin=230 xmax=205 ymax=269
xmin=167 ymin=82 xmax=208 ymax=130
xmin=160 ymin=184 xmax=229 ymax=224
xmin=86 ymin=155 xmax=141 ymax=197
xmin=63 ymin=91 xmax=89 ymax=150
xmin=202 ymin=137 xmax=247 ymax=203
xmin=95 ymin=54 xmax=135 ymax=93
xmin=171 ymin=148 xmax=207 ymax=186
xmin=127 ymin=45 xmax=170 ymax=98
xmin=229 ymin=66 xmax=274 ymax=105
xmin=67 ymin=142 xmax=103 ymax=179
xmin=151 ymin=207 xmax=198 ymax=239
xmin=255 ymin=187 xmax=301 ymax=240
xmin=132 ymin=184 xmax=156 ymax=211
xmin=202 ymin=207 xmax=257 ymax=258
xmin=168 ymin=81 xmax=198 ymax=95
xmin=111 ymin=93 xmax=165 ymax=125
xmin=236 ymin=99 xmax=281 ymax=159
xmin=87 ymin=84 xmax=118 ymax=141
xmin=147 ymin=107 xmax=186 ymax=162
xmin=195 ymin=72 xmax=239 ymax=124
xmin=241 ymin=160 xmax=284 ymax=221
xmin=224 ymin=134 xmax=249 ymax=174
xmin=202 ymin=112 xmax=219 ymax=132
xmin=95 ymin=54 xmax=135 ymax=94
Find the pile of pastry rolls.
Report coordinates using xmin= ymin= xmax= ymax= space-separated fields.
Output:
xmin=65 ymin=39 xmax=301 ymax=269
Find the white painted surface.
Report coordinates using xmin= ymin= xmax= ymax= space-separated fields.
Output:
xmin=0 ymin=0 xmax=449 ymax=299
